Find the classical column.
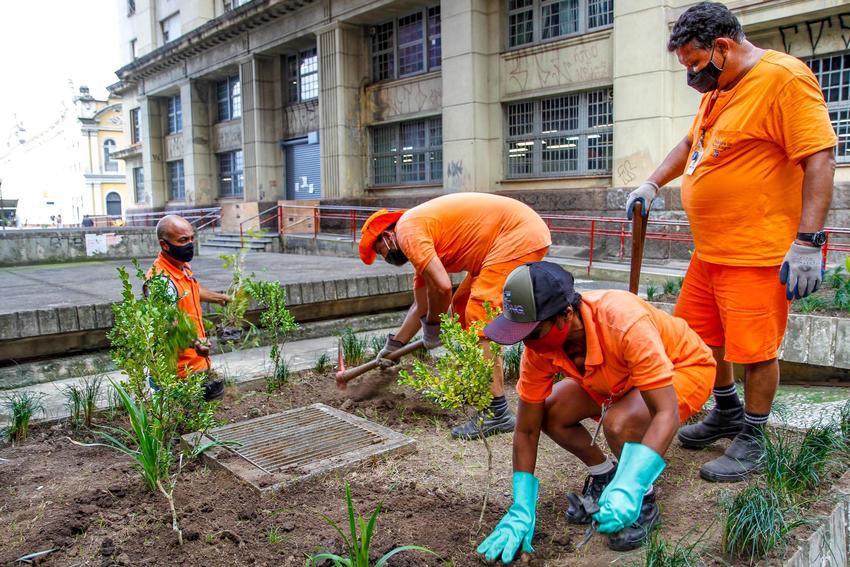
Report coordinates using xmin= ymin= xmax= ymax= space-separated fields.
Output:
xmin=611 ymin=1 xmax=699 ymax=187
xmin=139 ymin=96 xmax=166 ymax=208
xmin=317 ymin=23 xmax=365 ymax=200
xmin=439 ymin=0 xmax=499 ymax=192
xmin=180 ymin=80 xmax=215 ymax=206
xmin=240 ymin=55 xmax=284 ymax=203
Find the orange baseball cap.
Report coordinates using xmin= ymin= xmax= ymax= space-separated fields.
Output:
xmin=359 ymin=209 xmax=407 ymax=265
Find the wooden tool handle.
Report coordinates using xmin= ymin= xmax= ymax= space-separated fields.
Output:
xmin=629 ymin=202 xmax=649 ymax=295
xmin=335 ymin=339 xmax=425 ymax=385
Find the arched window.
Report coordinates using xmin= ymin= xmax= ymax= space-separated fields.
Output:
xmin=106 ymin=192 xmax=122 ymax=217
xmin=103 ymin=139 xmax=118 ymax=172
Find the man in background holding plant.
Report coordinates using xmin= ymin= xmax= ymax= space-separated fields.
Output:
xmin=479 ymin=262 xmax=714 ymax=557
xmin=147 ymin=214 xmax=229 ymax=401
xmin=359 ymin=193 xmax=551 ymax=440
xmin=625 ymin=2 xmax=836 ymax=482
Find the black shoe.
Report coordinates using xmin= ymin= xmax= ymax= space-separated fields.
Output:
xmin=450 ymin=410 xmax=515 ymax=440
xmin=203 ymin=378 xmax=225 ymax=401
xmin=606 ymin=490 xmax=661 ymax=552
xmin=677 ymin=405 xmax=743 ymax=449
xmin=565 ymin=464 xmax=618 ymax=524
xmin=699 ymin=428 xmax=764 ymax=483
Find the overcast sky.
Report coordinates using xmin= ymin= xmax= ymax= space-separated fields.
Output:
xmin=0 ymin=1 xmax=122 ymax=143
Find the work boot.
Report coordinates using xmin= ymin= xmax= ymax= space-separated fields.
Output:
xmin=677 ymin=405 xmax=743 ymax=449
xmin=203 ymin=378 xmax=225 ymax=401
xmin=606 ymin=490 xmax=661 ymax=552
xmin=450 ymin=408 xmax=515 ymax=440
xmin=699 ymin=427 xmax=764 ymax=483
xmin=565 ymin=464 xmax=618 ymax=524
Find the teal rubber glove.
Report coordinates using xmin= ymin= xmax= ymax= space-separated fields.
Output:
xmin=593 ymin=443 xmax=665 ymax=533
xmin=477 ymin=472 xmax=538 ymax=564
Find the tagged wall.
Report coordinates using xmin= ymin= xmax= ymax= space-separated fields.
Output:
xmin=365 ymin=73 xmax=442 ymax=124
xmin=0 ymin=228 xmax=162 ymax=267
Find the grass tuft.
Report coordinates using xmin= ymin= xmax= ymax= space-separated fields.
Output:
xmin=503 ymin=343 xmax=523 ymax=382
xmin=313 ymin=353 xmax=332 ymax=374
xmin=796 ymin=295 xmax=827 ymax=314
xmin=721 ymin=486 xmax=802 ymax=562
xmin=338 ymin=328 xmax=368 ymax=367
xmin=662 ymin=279 xmax=679 ymax=296
xmin=645 ymin=285 xmax=659 ymax=302
xmin=634 ymin=530 xmax=705 ymax=567
xmin=762 ymin=424 xmax=842 ymax=499
xmin=368 ymin=334 xmax=386 ymax=357
xmin=3 ymin=391 xmax=46 ymax=443
xmin=62 ymin=376 xmax=103 ymax=429
xmin=824 ymin=265 xmax=846 ymax=289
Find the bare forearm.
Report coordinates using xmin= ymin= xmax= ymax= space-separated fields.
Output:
xmin=513 ymin=430 xmax=540 ymax=474
xmin=425 ymin=285 xmax=452 ymax=323
xmin=394 ymin=302 xmax=424 ymax=343
xmin=639 ymin=410 xmax=679 ymax=456
xmin=647 ymin=137 xmax=692 ymax=188
xmin=798 ymin=149 xmax=835 ymax=233
xmin=199 ymin=285 xmax=227 ymax=305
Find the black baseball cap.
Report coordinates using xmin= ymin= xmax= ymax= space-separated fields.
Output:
xmin=484 ymin=261 xmax=577 ymax=345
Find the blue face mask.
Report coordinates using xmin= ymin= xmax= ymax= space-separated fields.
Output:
xmin=687 ymin=44 xmax=725 ymax=93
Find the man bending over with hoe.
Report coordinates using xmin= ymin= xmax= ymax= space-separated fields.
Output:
xmin=478 ymin=262 xmax=714 ymax=559
xmin=359 ymin=193 xmax=551 ymax=440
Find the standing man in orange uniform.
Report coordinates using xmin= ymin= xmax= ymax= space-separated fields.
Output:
xmin=477 ymin=262 xmax=714 ymax=558
xmin=147 ymin=214 xmax=229 ymax=400
xmin=625 ymin=2 xmax=836 ymax=482
xmin=359 ymin=193 xmax=551 ymax=439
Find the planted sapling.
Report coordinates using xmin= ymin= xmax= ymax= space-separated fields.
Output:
xmin=247 ymin=280 xmax=298 ymax=388
xmin=307 ymin=482 xmax=437 ymax=566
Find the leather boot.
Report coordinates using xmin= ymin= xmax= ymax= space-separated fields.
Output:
xmin=606 ymin=490 xmax=661 ymax=551
xmin=678 ymin=405 xmax=743 ymax=449
xmin=450 ymin=408 xmax=515 ymax=440
xmin=699 ymin=427 xmax=764 ymax=482
xmin=565 ymin=464 xmax=618 ymax=524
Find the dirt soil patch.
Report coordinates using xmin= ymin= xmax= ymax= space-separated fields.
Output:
xmin=0 ymin=365 xmax=843 ymax=566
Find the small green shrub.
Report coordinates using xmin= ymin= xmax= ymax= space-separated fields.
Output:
xmin=646 ymin=285 xmax=658 ymax=302
xmin=503 ymin=342 xmax=523 ymax=382
xmin=314 ymin=353 xmax=332 ymax=374
xmin=634 ymin=530 xmax=705 ymax=567
xmin=63 ymin=376 xmax=103 ymax=429
xmin=722 ymin=486 xmax=801 ymax=562
xmin=832 ymin=282 xmax=850 ymax=313
xmin=338 ymin=328 xmax=368 ymax=367
xmin=796 ymin=295 xmax=827 ymax=313
xmin=3 ymin=391 xmax=45 ymax=443
xmin=214 ymin=251 xmax=255 ymax=339
xmin=307 ymin=482 xmax=436 ymax=567
xmin=266 ymin=358 xmax=291 ymax=393
xmin=247 ymin=280 xmax=298 ymax=386
xmin=824 ymin=265 xmax=846 ymax=289
xmin=662 ymin=279 xmax=679 ymax=296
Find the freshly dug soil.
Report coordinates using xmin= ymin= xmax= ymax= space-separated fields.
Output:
xmin=0 ymin=365 xmax=842 ymax=566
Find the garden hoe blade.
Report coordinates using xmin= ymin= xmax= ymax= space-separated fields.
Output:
xmin=335 ymin=339 xmax=426 ymax=390
xmin=629 ymin=201 xmax=649 ymax=295
xmin=335 ymin=338 xmax=347 ymax=390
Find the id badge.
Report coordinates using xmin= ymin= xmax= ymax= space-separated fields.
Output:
xmin=685 ymin=140 xmax=704 ymax=176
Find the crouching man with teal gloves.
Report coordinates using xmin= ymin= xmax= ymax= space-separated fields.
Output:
xmin=477 ymin=262 xmax=715 ymax=561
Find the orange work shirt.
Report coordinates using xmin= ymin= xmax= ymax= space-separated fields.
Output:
xmin=395 ymin=193 xmax=551 ymax=288
xmin=148 ymin=253 xmax=209 ymax=377
xmin=682 ymin=50 xmax=836 ymax=267
xmin=517 ymin=290 xmax=714 ymax=404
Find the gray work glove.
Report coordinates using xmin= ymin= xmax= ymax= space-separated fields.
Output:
xmin=625 ymin=181 xmax=659 ymax=220
xmin=779 ymin=243 xmax=823 ymax=300
xmin=420 ymin=317 xmax=442 ymax=349
xmin=375 ymin=334 xmax=405 ymax=368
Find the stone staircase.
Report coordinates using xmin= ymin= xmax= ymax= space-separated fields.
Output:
xmin=200 ymin=231 xmax=277 ymax=253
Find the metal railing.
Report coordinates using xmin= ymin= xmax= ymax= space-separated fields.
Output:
xmin=84 ymin=207 xmax=222 ymax=230
xmin=239 ymin=203 xmax=850 ymax=273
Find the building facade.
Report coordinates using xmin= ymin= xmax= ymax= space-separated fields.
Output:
xmin=113 ymin=0 xmax=850 ymax=224
xmin=0 ymin=87 xmax=130 ymax=227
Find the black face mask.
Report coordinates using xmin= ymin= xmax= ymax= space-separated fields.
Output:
xmin=385 ymin=249 xmax=409 ymax=266
xmin=687 ymin=44 xmax=725 ymax=93
xmin=164 ymin=240 xmax=194 ymax=263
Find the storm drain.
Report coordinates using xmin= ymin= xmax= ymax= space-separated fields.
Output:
xmin=183 ymin=403 xmax=415 ymax=493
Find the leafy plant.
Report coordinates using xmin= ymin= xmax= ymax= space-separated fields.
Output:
xmin=721 ymin=485 xmax=802 ymax=562
xmin=832 ymin=281 xmax=850 ymax=313
xmin=503 ymin=342 xmax=523 ymax=383
xmin=633 ymin=530 xmax=705 ymax=567
xmin=338 ymin=327 xmax=368 ymax=367
xmin=62 ymin=376 xmax=103 ymax=429
xmin=214 ymin=249 xmax=257 ymax=343
xmin=266 ymin=358 xmax=291 ymax=393
xmin=314 ymin=353 xmax=332 ymax=374
xmin=3 ymin=391 xmax=45 ymax=443
xmin=662 ymin=279 xmax=679 ymax=296
xmin=796 ymin=295 xmax=827 ymax=313
xmin=307 ymin=482 xmax=436 ymax=567
xmin=247 ymin=280 xmax=298 ymax=387
xmin=824 ymin=265 xmax=846 ymax=289
xmin=645 ymin=285 xmax=658 ymax=302
xmin=398 ymin=310 xmax=500 ymax=529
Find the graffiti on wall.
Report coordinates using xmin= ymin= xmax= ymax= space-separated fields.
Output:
xmin=368 ymin=75 xmax=441 ymax=123
xmin=503 ymin=41 xmax=611 ymax=95
xmin=283 ymin=100 xmax=319 ymax=139
xmin=214 ymin=121 xmax=242 ymax=152
xmin=164 ymin=134 xmax=183 ymax=161
xmin=777 ymin=13 xmax=850 ymax=55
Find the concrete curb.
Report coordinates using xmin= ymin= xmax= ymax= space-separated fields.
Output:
xmin=783 ymin=470 xmax=850 ymax=567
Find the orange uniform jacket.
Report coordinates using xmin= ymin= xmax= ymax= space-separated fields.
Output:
xmin=517 ymin=290 xmax=715 ymax=419
xmin=148 ymin=253 xmax=209 ymax=377
xmin=394 ymin=193 xmax=551 ymax=288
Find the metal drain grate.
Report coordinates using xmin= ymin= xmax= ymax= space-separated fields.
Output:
xmin=209 ymin=406 xmax=382 ymax=473
xmin=184 ymin=403 xmax=416 ymax=492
